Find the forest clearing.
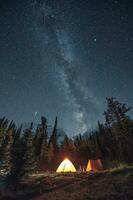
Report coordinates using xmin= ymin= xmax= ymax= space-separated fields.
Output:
xmin=1 ymin=166 xmax=133 ymax=200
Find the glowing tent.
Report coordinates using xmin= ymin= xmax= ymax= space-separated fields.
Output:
xmin=86 ymin=159 xmax=103 ymax=172
xmin=56 ymin=158 xmax=76 ymax=172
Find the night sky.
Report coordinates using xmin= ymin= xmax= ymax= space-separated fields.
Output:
xmin=0 ymin=0 xmax=133 ymax=136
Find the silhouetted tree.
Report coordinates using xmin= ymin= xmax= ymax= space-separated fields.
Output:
xmin=0 ymin=129 xmax=14 ymax=174
xmin=104 ymin=97 xmax=132 ymax=163
xmin=40 ymin=116 xmax=48 ymax=169
xmin=7 ymin=126 xmax=23 ymax=190
xmin=21 ymin=125 xmax=37 ymax=175
xmin=48 ymin=117 xmax=58 ymax=170
xmin=60 ymin=135 xmax=75 ymax=160
xmin=0 ymin=117 xmax=9 ymax=145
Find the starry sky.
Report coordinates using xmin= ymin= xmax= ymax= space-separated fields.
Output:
xmin=0 ymin=0 xmax=133 ymax=136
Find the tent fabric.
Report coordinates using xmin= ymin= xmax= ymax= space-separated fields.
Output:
xmin=56 ymin=158 xmax=76 ymax=172
xmin=86 ymin=159 xmax=103 ymax=172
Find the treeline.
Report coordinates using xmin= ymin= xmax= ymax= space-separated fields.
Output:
xmin=0 ymin=97 xmax=133 ymax=182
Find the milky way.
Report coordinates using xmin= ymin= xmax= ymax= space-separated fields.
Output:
xmin=0 ymin=0 xmax=133 ymax=135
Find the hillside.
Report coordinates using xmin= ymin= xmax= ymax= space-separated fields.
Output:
xmin=1 ymin=166 xmax=133 ymax=200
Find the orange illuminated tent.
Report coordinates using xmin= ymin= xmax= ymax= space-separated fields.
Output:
xmin=86 ymin=159 xmax=103 ymax=172
xmin=56 ymin=158 xmax=76 ymax=172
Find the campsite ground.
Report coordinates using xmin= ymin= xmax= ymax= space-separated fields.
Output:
xmin=0 ymin=166 xmax=133 ymax=200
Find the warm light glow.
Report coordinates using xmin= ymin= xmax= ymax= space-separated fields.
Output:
xmin=56 ymin=158 xmax=76 ymax=172
xmin=86 ymin=160 xmax=103 ymax=172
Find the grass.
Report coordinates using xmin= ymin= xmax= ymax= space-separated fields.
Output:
xmin=0 ymin=166 xmax=133 ymax=200
xmin=110 ymin=164 xmax=133 ymax=175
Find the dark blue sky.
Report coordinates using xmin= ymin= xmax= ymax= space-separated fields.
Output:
xmin=0 ymin=0 xmax=133 ymax=135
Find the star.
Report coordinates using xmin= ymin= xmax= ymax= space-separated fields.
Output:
xmin=0 ymin=0 xmax=132 ymax=136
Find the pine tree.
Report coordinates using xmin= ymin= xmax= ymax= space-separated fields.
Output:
xmin=21 ymin=126 xmax=37 ymax=175
xmin=10 ymin=126 xmax=23 ymax=178
xmin=74 ymin=134 xmax=91 ymax=167
xmin=61 ymin=135 xmax=70 ymax=157
xmin=0 ymin=129 xmax=14 ymax=174
xmin=40 ymin=117 xmax=48 ymax=169
xmin=47 ymin=142 xmax=55 ymax=170
xmin=49 ymin=116 xmax=58 ymax=149
xmin=34 ymin=126 xmax=42 ymax=160
xmin=7 ymin=126 xmax=23 ymax=189
xmin=48 ymin=117 xmax=58 ymax=169
xmin=104 ymin=97 xmax=131 ymax=163
xmin=104 ymin=97 xmax=131 ymax=127
xmin=60 ymin=135 xmax=74 ymax=159
xmin=0 ymin=117 xmax=9 ymax=145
